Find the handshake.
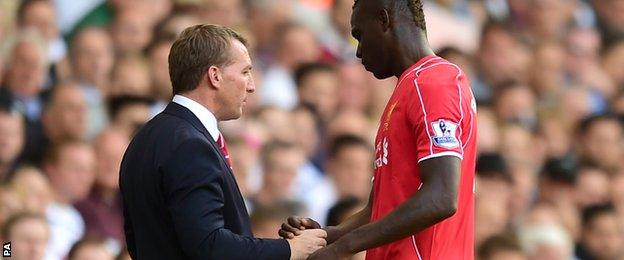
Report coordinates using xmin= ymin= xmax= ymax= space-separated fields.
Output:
xmin=281 ymin=217 xmax=345 ymax=260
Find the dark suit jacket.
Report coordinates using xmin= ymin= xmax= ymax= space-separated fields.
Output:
xmin=119 ymin=102 xmax=290 ymax=259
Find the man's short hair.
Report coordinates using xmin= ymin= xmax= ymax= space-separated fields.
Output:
xmin=260 ymin=141 xmax=298 ymax=170
xmin=107 ymin=95 xmax=154 ymax=121
xmin=168 ymin=24 xmax=247 ymax=95
xmin=42 ymin=140 xmax=90 ymax=166
xmin=328 ymin=134 xmax=371 ymax=158
xmin=294 ymin=63 xmax=336 ymax=87
xmin=582 ymin=203 xmax=616 ymax=228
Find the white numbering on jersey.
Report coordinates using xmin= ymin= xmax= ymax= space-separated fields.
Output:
xmin=374 ymin=137 xmax=389 ymax=169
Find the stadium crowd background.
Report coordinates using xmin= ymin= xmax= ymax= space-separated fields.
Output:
xmin=0 ymin=0 xmax=623 ymax=259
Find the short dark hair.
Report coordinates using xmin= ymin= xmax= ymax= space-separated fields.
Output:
xmin=326 ymin=197 xmax=363 ymax=226
xmin=541 ymin=155 xmax=578 ymax=185
xmin=107 ymin=95 xmax=154 ymax=121
xmin=476 ymin=153 xmax=513 ymax=184
xmin=1 ymin=212 xmax=47 ymax=240
xmin=578 ymin=113 xmax=622 ymax=136
xmin=294 ymin=63 xmax=336 ymax=87
xmin=168 ymin=24 xmax=247 ymax=95
xmin=354 ymin=0 xmax=426 ymax=31
xmin=582 ymin=203 xmax=616 ymax=227
xmin=329 ymin=134 xmax=371 ymax=158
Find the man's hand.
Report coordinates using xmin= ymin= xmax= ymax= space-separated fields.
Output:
xmin=279 ymin=216 xmax=321 ymax=239
xmin=287 ymin=229 xmax=327 ymax=260
xmin=307 ymin=244 xmax=350 ymax=260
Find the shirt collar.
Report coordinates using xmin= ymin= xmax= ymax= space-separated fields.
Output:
xmin=172 ymin=94 xmax=220 ymax=141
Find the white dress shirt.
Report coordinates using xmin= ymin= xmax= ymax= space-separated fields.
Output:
xmin=172 ymin=95 xmax=220 ymax=141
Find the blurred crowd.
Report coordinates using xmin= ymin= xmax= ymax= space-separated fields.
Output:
xmin=0 ymin=0 xmax=623 ymax=259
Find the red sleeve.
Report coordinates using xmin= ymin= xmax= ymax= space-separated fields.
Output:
xmin=406 ymin=65 xmax=465 ymax=163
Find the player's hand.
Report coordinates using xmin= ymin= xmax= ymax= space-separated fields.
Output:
xmin=287 ymin=229 xmax=327 ymax=260
xmin=306 ymin=244 xmax=349 ymax=260
xmin=279 ymin=216 xmax=321 ymax=239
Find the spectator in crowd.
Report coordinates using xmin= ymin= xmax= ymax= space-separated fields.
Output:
xmin=0 ymin=28 xmax=48 ymax=122
xmin=601 ymin=40 xmax=624 ymax=93
xmin=67 ymin=237 xmax=115 ymax=260
xmin=106 ymin=95 xmax=153 ymax=138
xmin=10 ymin=166 xmax=52 ymax=214
xmin=0 ymin=106 xmax=24 ymax=180
xmin=246 ymin=0 xmax=293 ymax=67
xmin=43 ymin=141 xmax=96 ymax=260
xmin=475 ymin=153 xmax=513 ymax=246
xmin=259 ymin=22 xmax=320 ymax=109
xmin=16 ymin=0 xmax=67 ymax=79
xmin=146 ymin=39 xmax=174 ymax=105
xmin=335 ymin=63 xmax=372 ymax=114
xmin=295 ymin=62 xmax=339 ymax=123
xmin=325 ymin=197 xmax=365 ymax=227
xmin=576 ymin=203 xmax=624 ymax=260
xmin=253 ymin=141 xmax=305 ymax=208
xmin=109 ymin=56 xmax=152 ymax=97
xmin=250 ymin=202 xmax=300 ymax=239
xmin=304 ymin=134 xmax=372 ymax=225
xmin=319 ymin=0 xmax=357 ymax=62
xmin=577 ymin=114 xmax=624 ymax=174
xmin=575 ymin=166 xmax=611 ymax=209
xmin=109 ymin=9 xmax=153 ymax=57
xmin=0 ymin=212 xmax=49 ymax=260
xmin=75 ymin=128 xmax=128 ymax=246
xmin=37 ymin=82 xmax=88 ymax=163
xmin=69 ymin=27 xmax=114 ymax=137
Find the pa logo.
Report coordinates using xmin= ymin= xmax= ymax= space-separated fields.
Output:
xmin=3 ymin=242 xmax=10 ymax=257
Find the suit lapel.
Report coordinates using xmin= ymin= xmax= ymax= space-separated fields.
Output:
xmin=162 ymin=102 xmax=234 ymax=176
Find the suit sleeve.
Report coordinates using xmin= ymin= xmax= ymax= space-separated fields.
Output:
xmin=162 ymin=139 xmax=290 ymax=260
xmin=406 ymin=67 xmax=466 ymax=163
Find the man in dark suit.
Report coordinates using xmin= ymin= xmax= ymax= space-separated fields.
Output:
xmin=119 ymin=24 xmax=327 ymax=260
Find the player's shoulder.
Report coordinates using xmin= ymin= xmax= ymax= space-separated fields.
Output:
xmin=415 ymin=59 xmax=462 ymax=84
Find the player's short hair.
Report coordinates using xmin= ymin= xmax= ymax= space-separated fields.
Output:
xmin=168 ymin=24 xmax=247 ymax=95
xmin=541 ymin=156 xmax=578 ymax=185
xmin=354 ymin=0 xmax=426 ymax=31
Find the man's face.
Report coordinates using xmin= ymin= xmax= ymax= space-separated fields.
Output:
xmin=299 ymin=71 xmax=339 ymax=120
xmin=351 ymin=1 xmax=394 ymax=79
xmin=0 ymin=112 xmax=24 ymax=165
xmin=583 ymin=213 xmax=624 ymax=259
xmin=264 ymin=148 xmax=303 ymax=198
xmin=217 ymin=40 xmax=254 ymax=121
xmin=72 ymin=30 xmax=114 ymax=85
xmin=6 ymin=42 xmax=45 ymax=97
xmin=581 ymin=119 xmax=624 ymax=170
xmin=49 ymin=145 xmax=96 ymax=203
xmin=21 ymin=1 xmax=58 ymax=40
xmin=9 ymin=218 xmax=49 ymax=260
xmin=48 ymin=87 xmax=88 ymax=141
xmin=329 ymin=146 xmax=373 ymax=199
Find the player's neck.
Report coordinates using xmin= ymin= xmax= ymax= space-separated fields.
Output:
xmin=394 ymin=34 xmax=434 ymax=78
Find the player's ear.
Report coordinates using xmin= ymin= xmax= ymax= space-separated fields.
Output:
xmin=379 ymin=8 xmax=390 ymax=32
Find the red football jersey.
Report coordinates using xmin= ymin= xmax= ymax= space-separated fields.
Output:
xmin=366 ymin=55 xmax=477 ymax=260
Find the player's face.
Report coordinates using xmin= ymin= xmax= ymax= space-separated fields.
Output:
xmin=350 ymin=1 xmax=395 ymax=79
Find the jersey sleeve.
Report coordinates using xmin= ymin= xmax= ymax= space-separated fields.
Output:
xmin=406 ymin=66 xmax=466 ymax=163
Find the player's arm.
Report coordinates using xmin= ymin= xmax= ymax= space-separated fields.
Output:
xmin=310 ymin=156 xmax=460 ymax=259
xmin=278 ymin=190 xmax=373 ymax=244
